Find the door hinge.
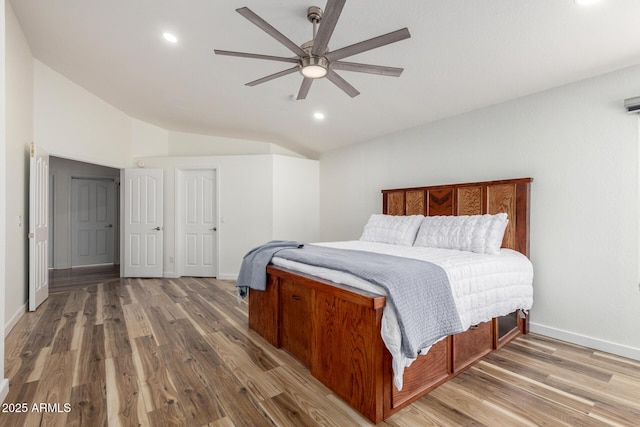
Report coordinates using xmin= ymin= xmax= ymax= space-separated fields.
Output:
xmin=30 ymin=142 xmax=35 ymax=158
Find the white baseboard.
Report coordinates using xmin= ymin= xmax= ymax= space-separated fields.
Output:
xmin=5 ymin=303 xmax=27 ymax=337
xmin=529 ymin=322 xmax=640 ymax=361
xmin=162 ymin=272 xmax=237 ymax=280
xmin=163 ymin=272 xmax=180 ymax=279
xmin=0 ymin=378 xmax=9 ymax=403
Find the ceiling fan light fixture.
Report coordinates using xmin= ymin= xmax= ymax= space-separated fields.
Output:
xmin=162 ymin=32 xmax=178 ymax=43
xmin=300 ymin=56 xmax=329 ymax=78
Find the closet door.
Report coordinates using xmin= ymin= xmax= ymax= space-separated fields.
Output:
xmin=122 ymin=169 xmax=163 ymax=277
xmin=71 ymin=178 xmax=115 ymax=266
xmin=180 ymin=169 xmax=217 ymax=277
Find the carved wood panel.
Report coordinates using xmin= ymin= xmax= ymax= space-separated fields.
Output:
xmin=405 ymin=191 xmax=425 ymax=215
xmin=427 ymin=189 xmax=454 ymax=216
xmin=391 ymin=338 xmax=449 ymax=408
xmin=457 ymin=186 xmax=482 ymax=216
xmin=248 ymin=275 xmax=280 ymax=347
xmin=487 ymin=184 xmax=516 ymax=249
xmin=452 ymin=321 xmax=493 ymax=373
xmin=312 ymin=290 xmax=384 ymax=423
xmin=386 ymin=192 xmax=405 ymax=215
xmin=280 ymin=279 xmax=312 ymax=367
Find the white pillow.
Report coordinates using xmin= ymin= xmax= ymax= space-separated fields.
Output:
xmin=359 ymin=214 xmax=424 ymax=246
xmin=413 ymin=213 xmax=508 ymax=255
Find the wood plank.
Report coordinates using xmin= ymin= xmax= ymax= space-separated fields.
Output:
xmin=158 ymin=342 xmax=227 ymax=426
xmin=67 ymin=381 xmax=108 ymax=427
xmin=105 ymin=354 xmax=149 ymax=427
xmin=103 ymin=281 xmax=133 ymax=358
xmin=269 ymin=366 xmax=363 ymax=426
xmin=260 ymin=392 xmax=320 ymax=427
xmin=218 ymin=323 xmax=280 ymax=372
xmin=428 ymin=382 xmax=534 ymax=426
xmin=23 ymin=350 xmax=75 ymax=427
xmin=122 ymin=303 xmax=153 ymax=339
xmin=161 ymin=279 xmax=189 ymax=300
xmin=26 ymin=345 xmax=52 ymax=383
xmin=63 ymin=288 xmax=89 ymax=314
xmin=22 ymin=293 xmax=67 ymax=353
xmin=0 ymin=381 xmax=39 ymax=427
xmin=147 ymin=401 xmax=189 ymax=427
xmin=52 ymin=311 xmax=79 ymax=354
xmin=133 ymin=335 xmax=181 ymax=413
xmin=169 ymin=318 xmax=274 ymax=427
xmin=74 ymin=324 xmax=106 ymax=387
xmin=203 ymin=331 xmax=283 ymax=401
xmin=96 ymin=282 xmax=105 ymax=325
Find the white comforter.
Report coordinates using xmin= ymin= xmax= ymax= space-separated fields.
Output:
xmin=271 ymin=241 xmax=534 ymax=390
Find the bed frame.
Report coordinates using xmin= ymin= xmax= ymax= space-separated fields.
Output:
xmin=248 ymin=177 xmax=533 ymax=423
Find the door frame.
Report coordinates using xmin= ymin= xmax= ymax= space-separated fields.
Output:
xmin=40 ymin=152 xmax=125 ymax=271
xmin=175 ymin=166 xmax=220 ymax=278
xmin=50 ymin=166 xmax=120 ymax=269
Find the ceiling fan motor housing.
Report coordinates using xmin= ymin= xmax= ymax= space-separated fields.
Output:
xmin=307 ymin=6 xmax=323 ymax=23
xmin=299 ymin=39 xmax=329 ymax=78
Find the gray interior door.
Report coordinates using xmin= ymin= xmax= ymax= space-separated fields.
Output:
xmin=71 ymin=178 xmax=116 ymax=266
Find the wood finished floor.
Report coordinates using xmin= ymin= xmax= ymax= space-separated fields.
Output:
xmin=2 ymin=274 xmax=640 ymax=426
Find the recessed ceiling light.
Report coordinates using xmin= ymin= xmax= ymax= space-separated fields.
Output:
xmin=163 ymin=32 xmax=178 ymax=43
xmin=574 ymin=0 xmax=600 ymax=5
xmin=313 ymin=112 xmax=325 ymax=120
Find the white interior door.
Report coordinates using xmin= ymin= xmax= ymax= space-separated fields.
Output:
xmin=29 ymin=143 xmax=49 ymax=311
xmin=71 ymin=178 xmax=115 ymax=267
xmin=122 ymin=169 xmax=163 ymax=277
xmin=181 ymin=169 xmax=217 ymax=277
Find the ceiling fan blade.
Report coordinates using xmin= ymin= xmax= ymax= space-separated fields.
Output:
xmin=326 ymin=69 xmax=360 ymax=98
xmin=311 ymin=0 xmax=346 ymax=56
xmin=297 ymin=78 xmax=313 ymax=100
xmin=236 ymin=7 xmax=306 ymax=57
xmin=331 ymin=61 xmax=404 ymax=77
xmin=325 ymin=28 xmax=411 ymax=62
xmin=214 ymin=50 xmax=299 ymax=64
xmin=246 ymin=66 xmax=299 ymax=87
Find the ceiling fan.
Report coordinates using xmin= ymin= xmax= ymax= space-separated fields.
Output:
xmin=214 ymin=0 xmax=411 ymax=100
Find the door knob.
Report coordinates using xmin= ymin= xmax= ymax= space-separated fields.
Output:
xmin=153 ymin=226 xmax=163 ymax=231
xmin=210 ymin=227 xmax=217 ymax=231
xmin=104 ymin=224 xmax=113 ymax=228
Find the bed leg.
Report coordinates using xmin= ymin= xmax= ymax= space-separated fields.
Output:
xmin=518 ymin=309 xmax=529 ymax=334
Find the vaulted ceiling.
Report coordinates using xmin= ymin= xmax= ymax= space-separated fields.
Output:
xmin=11 ymin=0 xmax=640 ymax=158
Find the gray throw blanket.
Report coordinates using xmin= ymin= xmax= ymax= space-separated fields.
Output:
xmin=276 ymin=244 xmax=464 ymax=359
xmin=236 ymin=240 xmax=303 ymax=298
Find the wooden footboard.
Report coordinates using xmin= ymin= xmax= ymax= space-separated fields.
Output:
xmin=249 ymin=266 xmax=527 ymax=423
xmin=248 ymin=177 xmax=532 ymax=423
xmin=250 ymin=266 xmax=387 ymax=422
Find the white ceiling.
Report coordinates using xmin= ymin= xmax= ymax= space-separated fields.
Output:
xmin=10 ymin=0 xmax=640 ymax=158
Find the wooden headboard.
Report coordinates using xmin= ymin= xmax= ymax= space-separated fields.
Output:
xmin=382 ymin=178 xmax=533 ymax=257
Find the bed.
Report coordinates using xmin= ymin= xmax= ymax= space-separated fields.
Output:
xmin=247 ymin=177 xmax=533 ymax=423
